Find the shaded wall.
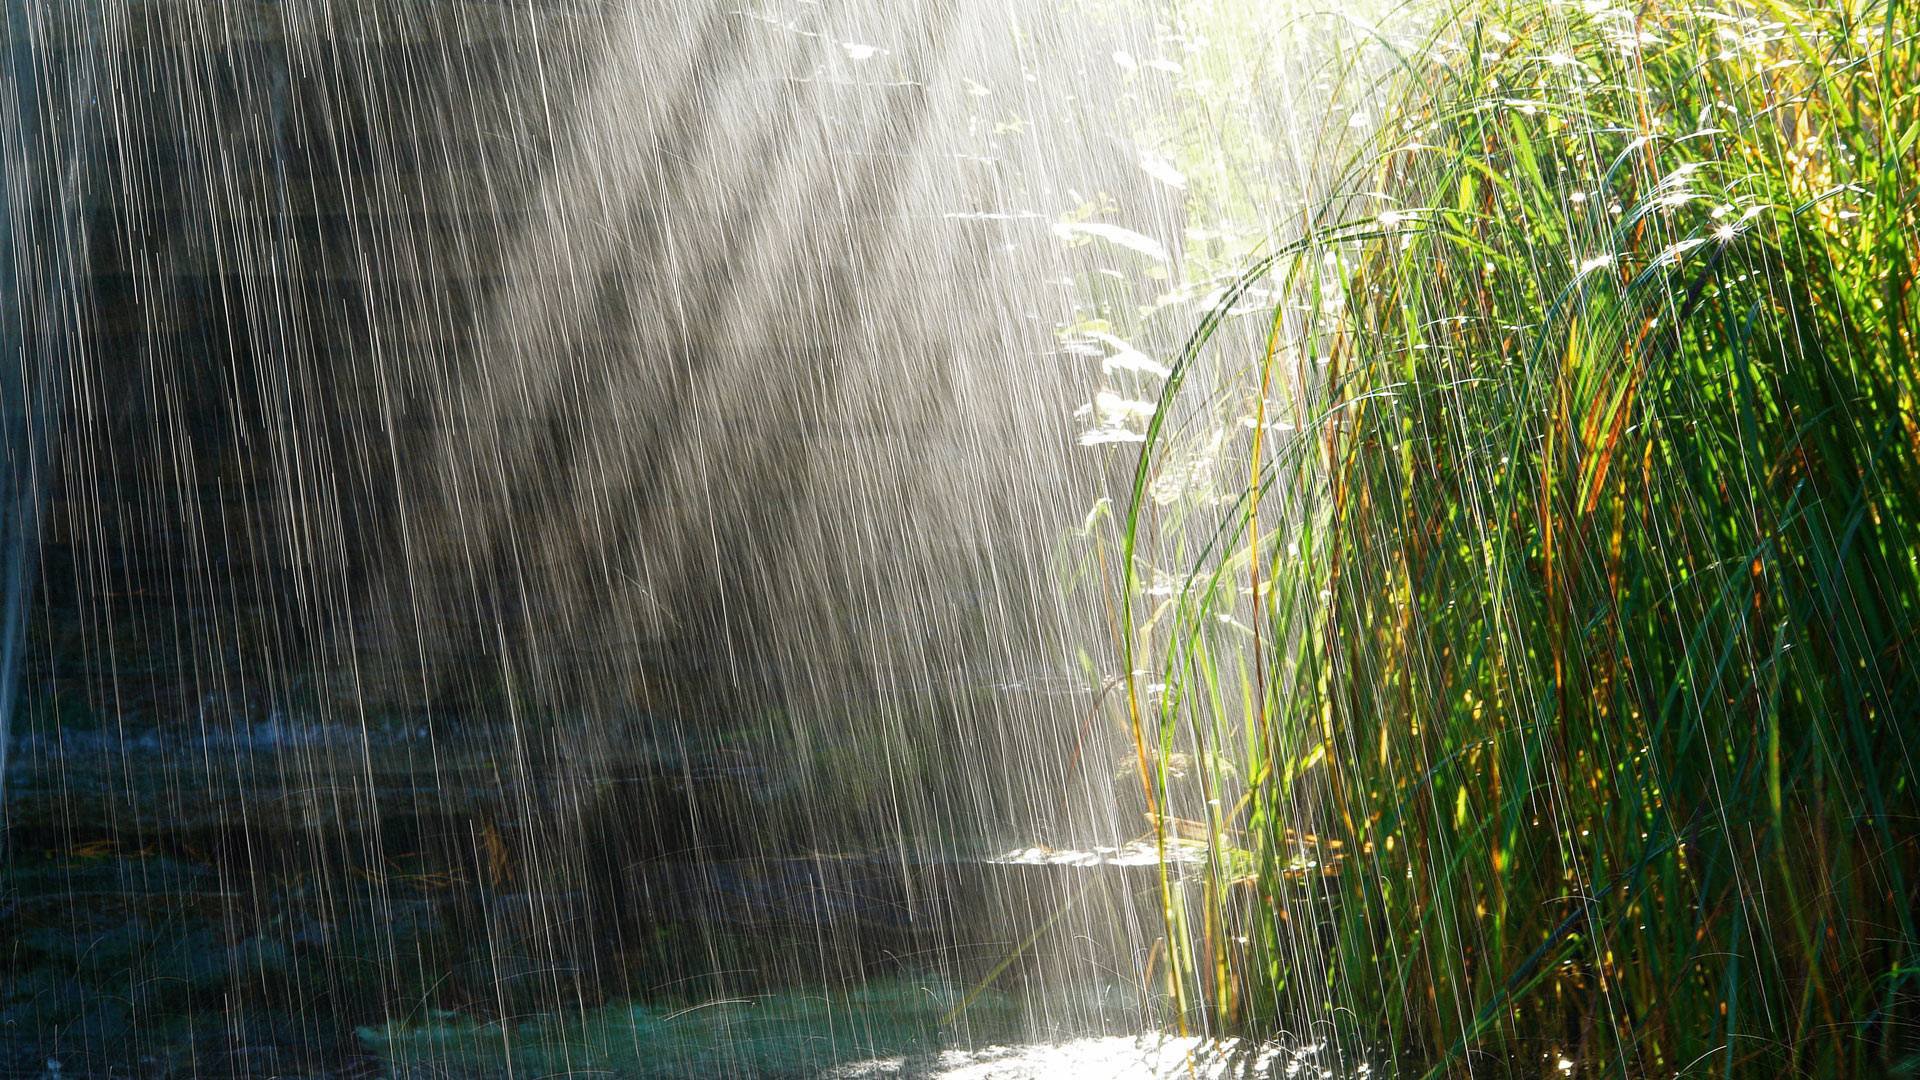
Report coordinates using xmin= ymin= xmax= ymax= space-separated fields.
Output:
xmin=24 ymin=0 xmax=1185 ymax=848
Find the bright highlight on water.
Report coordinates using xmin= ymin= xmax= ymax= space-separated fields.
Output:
xmin=1 ymin=0 xmax=1914 ymax=1077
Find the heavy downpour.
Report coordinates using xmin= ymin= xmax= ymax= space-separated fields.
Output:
xmin=1 ymin=1 xmax=1915 ymax=1077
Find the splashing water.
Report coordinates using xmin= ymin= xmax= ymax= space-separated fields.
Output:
xmin=0 ymin=0 xmax=1385 ymax=1075
xmin=18 ymin=0 xmax=1913 ymax=1075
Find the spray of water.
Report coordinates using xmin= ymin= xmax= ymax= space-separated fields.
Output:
xmin=1 ymin=0 xmax=99 ymax=818
xmin=0 ymin=1 xmax=1371 ymax=1075
xmin=21 ymin=0 xmax=1910 ymax=1076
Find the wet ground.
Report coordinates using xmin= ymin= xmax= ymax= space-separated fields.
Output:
xmin=2 ymin=719 xmax=1315 ymax=1078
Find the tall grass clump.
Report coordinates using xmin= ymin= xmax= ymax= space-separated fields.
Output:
xmin=1122 ymin=0 xmax=1919 ymax=1073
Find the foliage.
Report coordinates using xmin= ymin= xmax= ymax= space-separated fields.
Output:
xmin=1124 ymin=0 xmax=1920 ymax=1072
